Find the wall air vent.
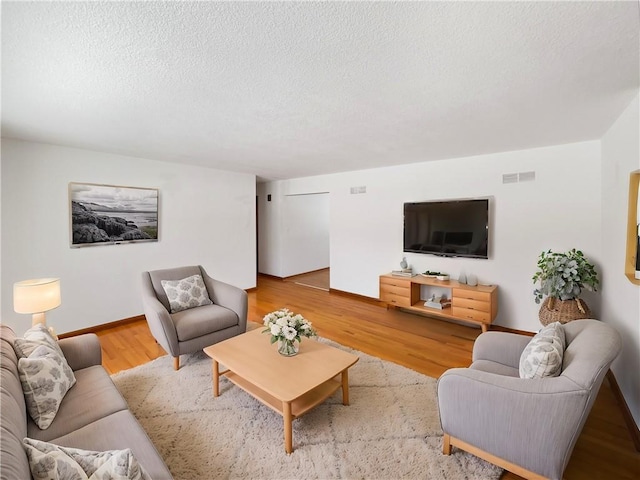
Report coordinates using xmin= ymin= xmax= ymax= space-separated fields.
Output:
xmin=518 ymin=171 xmax=536 ymax=182
xmin=503 ymin=171 xmax=536 ymax=184
xmin=502 ymin=173 xmax=518 ymax=184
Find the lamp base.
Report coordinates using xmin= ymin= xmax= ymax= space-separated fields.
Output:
xmin=31 ymin=312 xmax=46 ymax=326
xmin=30 ymin=313 xmax=57 ymax=338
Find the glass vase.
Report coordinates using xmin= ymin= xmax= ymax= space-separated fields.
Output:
xmin=277 ymin=339 xmax=299 ymax=357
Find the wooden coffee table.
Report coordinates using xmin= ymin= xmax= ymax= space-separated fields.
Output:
xmin=203 ymin=328 xmax=359 ymax=454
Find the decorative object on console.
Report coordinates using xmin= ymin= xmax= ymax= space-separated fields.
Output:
xmin=458 ymin=271 xmax=467 ymax=284
xmin=262 ymin=308 xmax=317 ymax=356
xmin=421 ymin=270 xmax=442 ymax=278
xmin=391 ymin=270 xmax=415 ymax=277
xmin=400 ymin=257 xmax=408 ymax=269
xmin=466 ymin=273 xmax=477 ymax=286
xmin=533 ymin=249 xmax=599 ymax=325
xmin=424 ymin=294 xmax=451 ymax=310
xmin=13 ymin=278 xmax=61 ymax=327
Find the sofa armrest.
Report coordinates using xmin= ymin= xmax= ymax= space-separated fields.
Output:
xmin=472 ymin=331 xmax=532 ymax=369
xmin=437 ymin=368 xmax=587 ymax=479
xmin=58 ymin=334 xmax=102 ymax=370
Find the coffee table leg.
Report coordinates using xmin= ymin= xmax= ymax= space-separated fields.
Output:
xmin=283 ymin=401 xmax=293 ymax=454
xmin=341 ymin=369 xmax=350 ymax=406
xmin=212 ymin=360 xmax=219 ymax=397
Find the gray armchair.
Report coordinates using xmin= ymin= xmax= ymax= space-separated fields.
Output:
xmin=141 ymin=265 xmax=247 ymax=370
xmin=437 ymin=319 xmax=621 ymax=480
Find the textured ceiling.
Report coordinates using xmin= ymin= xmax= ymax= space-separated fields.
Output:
xmin=2 ymin=1 xmax=639 ymax=181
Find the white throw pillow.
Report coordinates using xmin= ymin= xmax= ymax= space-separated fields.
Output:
xmin=519 ymin=321 xmax=566 ymax=379
xmin=18 ymin=344 xmax=76 ymax=429
xmin=161 ymin=274 xmax=212 ymax=313
xmin=23 ymin=437 xmax=151 ymax=480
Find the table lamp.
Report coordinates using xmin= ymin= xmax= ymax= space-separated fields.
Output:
xmin=13 ymin=278 xmax=61 ymax=326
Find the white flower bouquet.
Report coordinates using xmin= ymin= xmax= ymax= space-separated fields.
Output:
xmin=262 ymin=308 xmax=317 ymax=356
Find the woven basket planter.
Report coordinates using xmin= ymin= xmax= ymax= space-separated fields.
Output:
xmin=539 ymin=297 xmax=592 ymax=326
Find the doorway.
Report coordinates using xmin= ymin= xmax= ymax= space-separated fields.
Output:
xmin=284 ymin=268 xmax=330 ymax=291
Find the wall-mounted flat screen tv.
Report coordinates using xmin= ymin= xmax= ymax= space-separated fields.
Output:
xmin=403 ymin=198 xmax=489 ymax=259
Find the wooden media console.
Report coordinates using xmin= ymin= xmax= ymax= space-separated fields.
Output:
xmin=379 ymin=273 xmax=498 ymax=332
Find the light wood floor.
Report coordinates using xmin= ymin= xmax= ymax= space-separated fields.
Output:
xmin=96 ymin=275 xmax=639 ymax=480
xmin=283 ymin=268 xmax=330 ymax=291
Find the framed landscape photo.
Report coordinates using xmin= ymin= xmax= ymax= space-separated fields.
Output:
xmin=69 ymin=182 xmax=159 ymax=248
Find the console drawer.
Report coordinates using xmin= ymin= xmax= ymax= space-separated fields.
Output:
xmin=380 ymin=276 xmax=412 ymax=307
xmin=380 ymin=283 xmax=411 ymax=297
xmin=452 ymin=288 xmax=490 ymax=302
xmin=452 ymin=297 xmax=491 ymax=313
xmin=380 ymin=276 xmax=411 ymax=289
xmin=452 ymin=307 xmax=491 ymax=323
xmin=380 ymin=291 xmax=412 ymax=307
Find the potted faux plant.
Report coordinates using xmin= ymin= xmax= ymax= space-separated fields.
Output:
xmin=532 ymin=249 xmax=599 ymax=325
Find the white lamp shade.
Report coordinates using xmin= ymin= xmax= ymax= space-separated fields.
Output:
xmin=14 ymin=278 xmax=61 ymax=314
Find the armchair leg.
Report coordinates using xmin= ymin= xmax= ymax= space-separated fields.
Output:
xmin=443 ymin=434 xmax=452 ymax=455
xmin=173 ymin=356 xmax=180 ymax=370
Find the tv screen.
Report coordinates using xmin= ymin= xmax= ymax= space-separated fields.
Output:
xmin=403 ymin=198 xmax=489 ymax=259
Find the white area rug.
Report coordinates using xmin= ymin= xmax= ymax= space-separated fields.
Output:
xmin=112 ymin=338 xmax=502 ymax=480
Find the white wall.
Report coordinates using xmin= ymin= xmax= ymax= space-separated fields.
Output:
xmin=601 ymin=93 xmax=640 ymax=428
xmin=281 ymin=193 xmax=330 ymax=277
xmin=257 ymin=186 xmax=330 ymax=278
xmin=261 ymin=140 xmax=603 ymax=333
xmin=1 ymin=139 xmax=256 ymax=335
xmin=257 ymin=182 xmax=282 ymax=275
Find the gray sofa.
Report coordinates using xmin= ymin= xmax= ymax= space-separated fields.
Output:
xmin=0 ymin=324 xmax=173 ymax=480
xmin=438 ymin=319 xmax=622 ymax=480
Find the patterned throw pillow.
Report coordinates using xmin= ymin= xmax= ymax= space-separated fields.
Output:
xmin=23 ymin=437 xmax=151 ymax=480
xmin=519 ymin=321 xmax=566 ymax=379
xmin=13 ymin=323 xmax=65 ymax=359
xmin=161 ymin=274 xmax=213 ymax=313
xmin=18 ymin=344 xmax=76 ymax=429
